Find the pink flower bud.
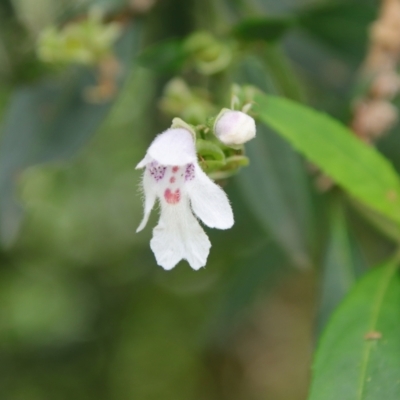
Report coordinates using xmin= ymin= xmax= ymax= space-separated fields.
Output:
xmin=214 ymin=110 xmax=256 ymax=146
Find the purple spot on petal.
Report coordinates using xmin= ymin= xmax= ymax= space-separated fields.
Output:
xmin=148 ymin=161 xmax=166 ymax=182
xmin=185 ymin=163 xmax=195 ymax=181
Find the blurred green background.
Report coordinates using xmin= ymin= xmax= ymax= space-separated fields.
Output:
xmin=0 ymin=0 xmax=394 ymax=399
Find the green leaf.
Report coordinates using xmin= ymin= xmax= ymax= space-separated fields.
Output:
xmin=256 ymin=93 xmax=400 ymax=226
xmin=233 ymin=16 xmax=295 ymax=42
xmin=0 ymin=23 xmax=142 ymax=245
xmin=298 ymin=1 xmax=377 ymax=64
xmin=233 ymin=55 xmax=312 ymax=269
xmin=317 ymin=196 xmax=366 ymax=333
xmin=236 ymin=124 xmax=314 ymax=269
xmin=309 ymin=258 xmax=400 ymax=400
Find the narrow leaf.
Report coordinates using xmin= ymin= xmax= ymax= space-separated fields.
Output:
xmin=234 ymin=56 xmax=313 ymax=269
xmin=256 ymin=93 xmax=400 ymax=225
xmin=317 ymin=196 xmax=365 ymax=333
xmin=236 ymin=124 xmax=314 ymax=269
xmin=309 ymin=258 xmax=400 ymax=400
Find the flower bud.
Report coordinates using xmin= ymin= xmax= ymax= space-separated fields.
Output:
xmin=214 ymin=109 xmax=256 ymax=146
xmin=37 ymin=8 xmax=121 ymax=66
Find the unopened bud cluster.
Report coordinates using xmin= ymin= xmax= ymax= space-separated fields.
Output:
xmin=159 ymin=78 xmax=217 ymax=125
xmin=352 ymin=0 xmax=400 ymax=142
xmin=37 ymin=9 xmax=123 ymax=103
xmin=160 ymin=81 xmax=257 ymax=179
xmin=183 ymin=32 xmax=233 ymax=75
xmin=37 ymin=8 xmax=121 ymax=66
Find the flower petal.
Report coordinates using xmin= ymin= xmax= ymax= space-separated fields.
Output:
xmin=147 ymin=128 xmax=197 ymax=166
xmin=150 ymin=200 xmax=211 ymax=270
xmin=135 ymin=154 xmax=151 ymax=169
xmin=187 ymin=164 xmax=234 ymax=229
xmin=136 ymin=169 xmax=157 ymax=232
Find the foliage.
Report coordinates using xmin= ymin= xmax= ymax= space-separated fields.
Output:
xmin=0 ymin=0 xmax=399 ymax=399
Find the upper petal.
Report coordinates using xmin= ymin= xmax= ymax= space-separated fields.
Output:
xmin=187 ymin=164 xmax=234 ymax=230
xmin=147 ymin=128 xmax=197 ymax=166
xmin=136 ymin=128 xmax=196 ymax=168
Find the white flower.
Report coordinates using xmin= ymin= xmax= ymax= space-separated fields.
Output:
xmin=214 ymin=109 xmax=256 ymax=146
xmin=136 ymin=128 xmax=234 ymax=270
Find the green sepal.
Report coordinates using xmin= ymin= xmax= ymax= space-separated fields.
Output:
xmin=196 ymin=139 xmax=226 ymax=162
xmin=199 ymin=159 xmax=227 ymax=173
xmin=225 ymin=155 xmax=249 ymax=168
xmin=170 ymin=117 xmax=197 ymax=141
